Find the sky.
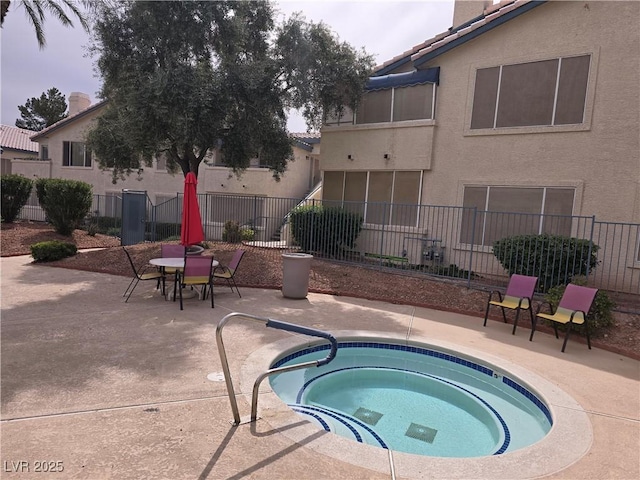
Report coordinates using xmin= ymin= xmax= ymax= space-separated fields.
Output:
xmin=0 ymin=0 xmax=455 ymax=133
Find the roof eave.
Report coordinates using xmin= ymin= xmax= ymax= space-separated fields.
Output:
xmin=412 ymin=0 xmax=546 ymax=68
xmin=31 ymin=100 xmax=108 ymax=141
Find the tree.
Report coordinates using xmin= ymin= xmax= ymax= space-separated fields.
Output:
xmin=85 ymin=1 xmax=374 ymax=183
xmin=0 ymin=0 xmax=90 ymax=49
xmin=15 ymin=87 xmax=68 ymax=131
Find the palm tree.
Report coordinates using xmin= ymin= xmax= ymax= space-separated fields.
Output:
xmin=0 ymin=0 xmax=90 ymax=49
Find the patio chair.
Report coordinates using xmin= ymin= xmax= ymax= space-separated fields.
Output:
xmin=530 ymin=283 xmax=598 ymax=352
xmin=483 ymin=274 xmax=538 ymax=335
xmin=213 ymin=249 xmax=245 ymax=298
xmin=174 ymin=255 xmax=215 ymax=310
xmin=160 ymin=244 xmax=186 ymax=274
xmin=122 ymin=247 xmax=164 ymax=302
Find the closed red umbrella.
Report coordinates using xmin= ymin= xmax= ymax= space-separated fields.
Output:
xmin=180 ymin=172 xmax=205 ymax=246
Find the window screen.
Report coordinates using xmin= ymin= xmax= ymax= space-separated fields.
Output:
xmin=496 ymin=60 xmax=558 ymax=128
xmin=393 ymin=84 xmax=434 ymax=121
xmin=391 ymin=171 xmax=421 ymax=226
xmin=322 ymin=171 xmax=345 ymax=204
xmin=471 ymin=55 xmax=590 ymax=129
xmin=366 ymin=172 xmax=393 ymax=224
xmin=555 ymin=56 xmax=590 ymax=125
xmin=356 ymin=90 xmax=392 ymax=124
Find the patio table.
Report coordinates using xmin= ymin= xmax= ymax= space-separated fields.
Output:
xmin=149 ymin=257 xmax=219 ymax=300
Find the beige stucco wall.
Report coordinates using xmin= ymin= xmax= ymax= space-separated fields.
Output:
xmin=321 ymin=121 xmax=435 ymax=171
xmin=425 ymin=0 xmax=639 ymax=223
xmin=13 ymin=105 xmax=317 ymax=204
xmin=320 ymin=1 xmax=640 ymax=225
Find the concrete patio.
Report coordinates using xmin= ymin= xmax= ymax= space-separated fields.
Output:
xmin=1 ymin=254 xmax=638 ymax=479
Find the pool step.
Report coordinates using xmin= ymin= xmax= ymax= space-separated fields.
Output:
xmin=289 ymin=404 xmax=388 ymax=449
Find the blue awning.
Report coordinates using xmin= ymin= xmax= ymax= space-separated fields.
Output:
xmin=366 ymin=67 xmax=440 ymax=91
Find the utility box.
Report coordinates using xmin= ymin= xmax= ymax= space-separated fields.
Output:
xmin=282 ymin=253 xmax=313 ymax=299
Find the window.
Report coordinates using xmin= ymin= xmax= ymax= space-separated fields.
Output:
xmin=62 ymin=141 xmax=91 ymax=167
xmin=323 ymin=170 xmax=422 ymax=226
xmin=471 ymin=55 xmax=590 ymax=129
xmin=155 ymin=194 xmax=181 ymax=223
xmin=325 ymin=83 xmax=435 ymax=126
xmin=156 ymin=154 xmax=167 ymax=171
xmin=208 ymin=194 xmax=265 ymax=227
xmin=40 ymin=145 xmax=49 ymax=160
xmin=356 ymin=83 xmax=435 ymax=124
xmin=460 ymin=186 xmax=575 ymax=245
xmin=104 ymin=191 xmax=122 ymax=218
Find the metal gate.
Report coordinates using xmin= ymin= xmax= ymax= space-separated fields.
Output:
xmin=121 ymin=190 xmax=148 ymax=246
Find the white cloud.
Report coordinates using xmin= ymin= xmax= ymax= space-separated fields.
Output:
xmin=0 ymin=0 xmax=454 ymax=132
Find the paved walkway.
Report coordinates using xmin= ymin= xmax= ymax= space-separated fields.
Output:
xmin=1 ymin=255 xmax=638 ymax=479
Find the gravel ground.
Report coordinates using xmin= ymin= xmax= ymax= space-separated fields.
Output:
xmin=2 ymin=220 xmax=638 ymax=358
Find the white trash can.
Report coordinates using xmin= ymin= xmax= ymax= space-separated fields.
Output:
xmin=282 ymin=253 xmax=313 ymax=299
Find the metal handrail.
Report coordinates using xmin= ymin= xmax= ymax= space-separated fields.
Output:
xmin=216 ymin=312 xmax=338 ymax=425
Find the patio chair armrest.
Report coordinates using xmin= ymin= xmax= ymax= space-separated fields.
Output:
xmin=487 ymin=290 xmax=503 ymax=303
xmin=535 ymin=301 xmax=554 ymax=315
xmin=568 ymin=309 xmax=587 ymax=323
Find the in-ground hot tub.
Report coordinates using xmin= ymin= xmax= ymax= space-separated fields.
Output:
xmin=270 ymin=340 xmax=551 ymax=457
xmin=240 ymin=332 xmax=592 ymax=479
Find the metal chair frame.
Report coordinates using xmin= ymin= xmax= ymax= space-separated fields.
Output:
xmin=174 ymin=255 xmax=215 ymax=310
xmin=122 ymin=247 xmax=164 ymax=302
xmin=213 ymin=249 xmax=246 ymax=298
xmin=483 ymin=274 xmax=538 ymax=335
xmin=530 ymin=283 xmax=598 ymax=352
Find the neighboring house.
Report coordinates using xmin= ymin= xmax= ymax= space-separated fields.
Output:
xmin=0 ymin=124 xmax=39 ymax=175
xmin=15 ymin=92 xmax=320 ymax=239
xmin=319 ymin=0 xmax=640 ymax=286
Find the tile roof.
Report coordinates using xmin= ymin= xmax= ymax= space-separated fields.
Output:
xmin=0 ymin=125 xmax=39 ymax=153
xmin=375 ymin=0 xmax=545 ymax=75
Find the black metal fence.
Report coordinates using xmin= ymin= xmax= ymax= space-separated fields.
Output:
xmin=18 ymin=192 xmax=640 ymax=298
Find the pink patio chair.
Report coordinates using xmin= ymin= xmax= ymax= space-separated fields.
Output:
xmin=122 ymin=247 xmax=163 ymax=302
xmin=483 ymin=274 xmax=538 ymax=335
xmin=160 ymin=244 xmax=186 ymax=274
xmin=174 ymin=255 xmax=215 ymax=310
xmin=213 ymin=249 xmax=246 ymax=298
xmin=530 ymin=283 xmax=598 ymax=352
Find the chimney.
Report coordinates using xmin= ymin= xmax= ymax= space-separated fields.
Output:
xmin=68 ymin=92 xmax=91 ymax=116
xmin=452 ymin=0 xmax=491 ymax=29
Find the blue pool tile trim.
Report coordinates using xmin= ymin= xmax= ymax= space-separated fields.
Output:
xmin=273 ymin=341 xmax=495 ymax=377
xmin=291 ymin=407 xmax=331 ymax=432
xmin=272 ymin=341 xmax=553 ymax=432
xmin=502 ymin=376 xmax=553 ymax=425
xmin=291 ymin=404 xmax=388 ymax=449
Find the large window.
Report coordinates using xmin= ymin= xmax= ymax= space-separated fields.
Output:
xmin=471 ymin=55 xmax=590 ymax=129
xmin=62 ymin=141 xmax=92 ymax=167
xmin=460 ymin=186 xmax=575 ymax=245
xmin=105 ymin=191 xmax=122 ymax=218
xmin=325 ymin=83 xmax=435 ymax=126
xmin=323 ymin=170 xmax=422 ymax=226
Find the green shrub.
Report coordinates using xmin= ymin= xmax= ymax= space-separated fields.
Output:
xmin=1 ymin=174 xmax=33 ymax=223
xmin=289 ymin=205 xmax=363 ymax=256
xmin=35 ymin=178 xmax=92 ymax=235
xmin=222 ymin=221 xmax=242 ymax=243
xmin=106 ymin=227 xmax=121 ymax=237
xmin=492 ymin=234 xmax=599 ymax=292
xmin=241 ymin=227 xmax=255 ymax=242
xmin=87 ymin=223 xmax=99 ymax=236
xmin=149 ymin=222 xmax=180 ymax=241
xmin=30 ymin=240 xmax=77 ymax=262
xmin=543 ymin=276 xmax=616 ymax=334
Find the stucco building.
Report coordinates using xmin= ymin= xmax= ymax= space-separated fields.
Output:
xmin=319 ymin=0 xmax=639 ymax=289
